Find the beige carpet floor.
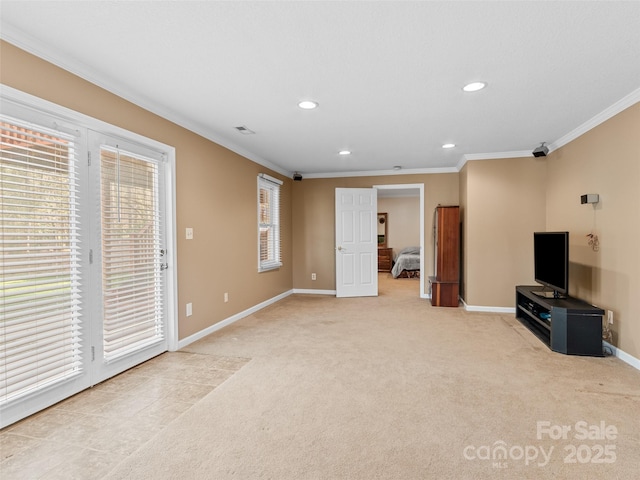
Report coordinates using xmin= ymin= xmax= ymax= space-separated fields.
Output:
xmin=102 ymin=275 xmax=639 ymax=479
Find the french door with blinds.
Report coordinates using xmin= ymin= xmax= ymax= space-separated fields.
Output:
xmin=88 ymin=131 xmax=168 ymax=383
xmin=1 ymin=97 xmax=171 ymax=428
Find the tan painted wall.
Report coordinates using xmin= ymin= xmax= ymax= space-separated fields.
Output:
xmin=460 ymin=103 xmax=639 ymax=359
xmin=545 ymin=104 xmax=640 ymax=358
xmin=0 ymin=41 xmax=293 ymax=341
xmin=5 ymin=39 xmax=636 ymax=359
xmin=378 ymin=196 xmax=420 ymax=255
xmin=461 ymin=157 xmax=547 ymax=307
xmin=291 ymin=173 xmax=459 ymax=293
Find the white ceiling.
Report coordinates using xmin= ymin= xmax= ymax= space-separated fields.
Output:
xmin=1 ymin=1 xmax=639 ymax=178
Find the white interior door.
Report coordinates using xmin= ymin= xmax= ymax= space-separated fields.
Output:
xmin=335 ymin=188 xmax=378 ymax=297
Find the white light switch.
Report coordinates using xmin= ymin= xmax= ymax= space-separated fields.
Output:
xmin=186 ymin=227 xmax=193 ymax=240
xmin=186 ymin=303 xmax=193 ymax=317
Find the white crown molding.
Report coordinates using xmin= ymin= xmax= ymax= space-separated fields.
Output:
xmin=458 ymin=150 xmax=532 ymax=170
xmin=0 ymin=23 xmax=290 ymax=178
xmin=455 ymin=155 xmax=469 ymax=171
xmin=463 ymin=150 xmax=533 ymax=161
xmin=549 ymin=86 xmax=640 ymax=152
xmin=459 ymin=88 xmax=640 ymax=170
xmin=303 ymin=166 xmax=457 ymax=179
xmin=4 ymin=21 xmax=638 ymax=181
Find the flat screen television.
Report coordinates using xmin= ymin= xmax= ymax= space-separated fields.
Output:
xmin=533 ymin=231 xmax=569 ymax=299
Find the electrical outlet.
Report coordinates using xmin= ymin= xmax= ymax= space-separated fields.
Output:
xmin=224 ymin=292 xmax=228 ymax=303
xmin=185 ymin=227 xmax=193 ymax=240
xmin=186 ymin=303 xmax=193 ymax=317
xmin=607 ymin=310 xmax=614 ymax=324
xmin=311 ymin=273 xmax=317 ymax=281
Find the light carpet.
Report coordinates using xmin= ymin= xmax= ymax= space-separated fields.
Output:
xmin=104 ymin=275 xmax=640 ymax=479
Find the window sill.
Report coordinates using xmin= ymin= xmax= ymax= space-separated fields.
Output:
xmin=258 ymin=263 xmax=282 ymax=273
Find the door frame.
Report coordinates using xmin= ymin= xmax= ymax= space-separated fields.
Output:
xmin=87 ymin=130 xmax=176 ymax=383
xmin=373 ymin=183 xmax=426 ymax=299
xmin=88 ymin=129 xmax=178 ymax=353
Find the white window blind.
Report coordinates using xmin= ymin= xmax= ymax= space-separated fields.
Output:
xmin=257 ymin=173 xmax=282 ymax=272
xmin=0 ymin=117 xmax=83 ymax=404
xmin=99 ymin=146 xmax=164 ymax=362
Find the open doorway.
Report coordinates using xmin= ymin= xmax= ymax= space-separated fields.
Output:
xmin=374 ymin=184 xmax=425 ymax=299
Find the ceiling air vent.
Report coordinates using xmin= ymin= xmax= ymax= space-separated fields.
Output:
xmin=234 ymin=125 xmax=255 ymax=135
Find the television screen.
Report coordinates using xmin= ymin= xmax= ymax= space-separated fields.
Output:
xmin=534 ymin=231 xmax=569 ymax=297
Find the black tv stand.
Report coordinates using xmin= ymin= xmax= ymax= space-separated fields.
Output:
xmin=532 ymin=290 xmax=566 ymax=299
xmin=516 ymin=286 xmax=604 ymax=356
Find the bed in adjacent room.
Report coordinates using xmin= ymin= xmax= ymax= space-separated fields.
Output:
xmin=391 ymin=246 xmax=421 ymax=278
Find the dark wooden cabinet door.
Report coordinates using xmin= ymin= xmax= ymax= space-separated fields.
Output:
xmin=431 ymin=206 xmax=460 ymax=307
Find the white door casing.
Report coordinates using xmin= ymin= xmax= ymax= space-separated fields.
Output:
xmin=335 ymin=188 xmax=378 ymax=297
xmin=374 ymin=183 xmax=426 ymax=298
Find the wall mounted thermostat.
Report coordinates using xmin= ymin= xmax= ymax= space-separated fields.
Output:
xmin=580 ymin=194 xmax=599 ymax=204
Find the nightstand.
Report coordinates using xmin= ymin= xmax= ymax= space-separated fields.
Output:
xmin=378 ymin=247 xmax=392 ymax=272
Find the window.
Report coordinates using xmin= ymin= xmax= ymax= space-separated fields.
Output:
xmin=257 ymin=173 xmax=282 ymax=272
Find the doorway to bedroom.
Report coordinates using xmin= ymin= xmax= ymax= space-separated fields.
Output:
xmin=374 ymin=184 xmax=424 ymax=299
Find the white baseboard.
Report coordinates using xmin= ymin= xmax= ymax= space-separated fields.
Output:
xmin=293 ymin=289 xmax=429 ymax=298
xmin=175 ymin=289 xmax=294 ymax=350
xmin=603 ymin=341 xmax=640 ymax=371
xmin=292 ymin=288 xmax=336 ymax=295
xmin=458 ymin=302 xmax=640 ymax=372
xmin=460 ymin=298 xmax=516 ymax=314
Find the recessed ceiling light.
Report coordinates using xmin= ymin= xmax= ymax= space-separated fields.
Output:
xmin=393 ymin=166 xmax=402 ymax=170
xmin=462 ymin=82 xmax=486 ymax=92
xmin=298 ymin=100 xmax=319 ymax=109
xmin=338 ymin=150 xmax=351 ymax=156
xmin=442 ymin=143 xmax=455 ymax=149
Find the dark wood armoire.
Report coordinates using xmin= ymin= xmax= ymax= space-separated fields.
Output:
xmin=429 ymin=206 xmax=460 ymax=307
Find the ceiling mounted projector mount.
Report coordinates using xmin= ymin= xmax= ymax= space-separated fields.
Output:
xmin=532 ymin=142 xmax=549 ymax=157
